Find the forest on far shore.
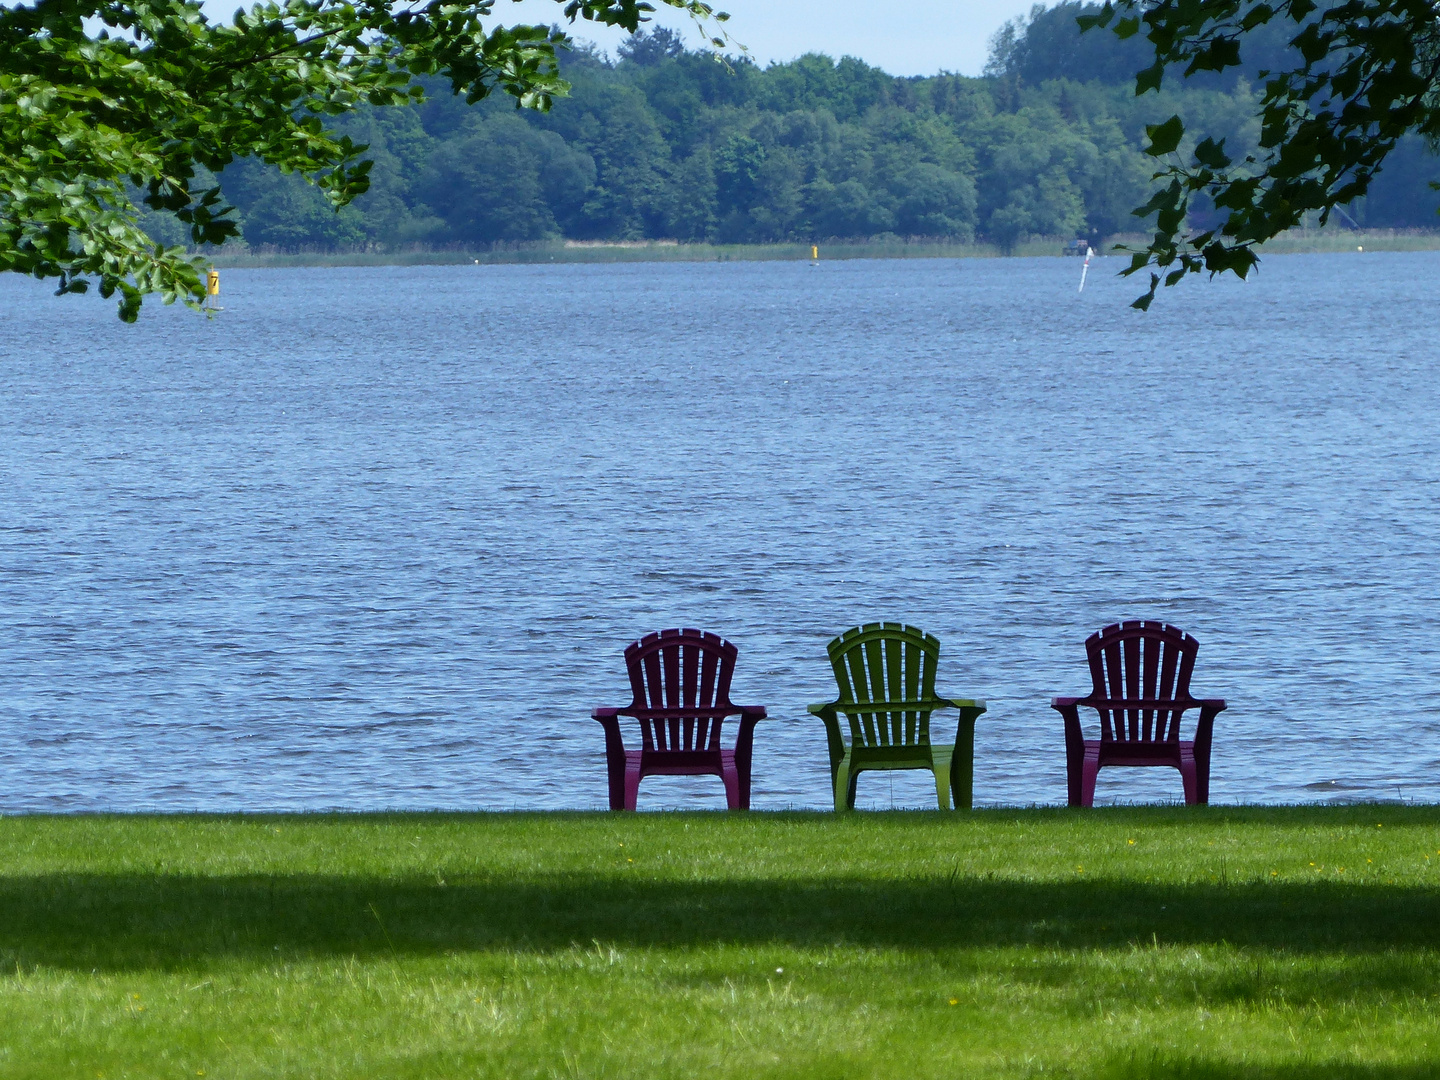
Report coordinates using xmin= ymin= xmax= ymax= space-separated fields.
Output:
xmin=148 ymin=3 xmax=1440 ymax=253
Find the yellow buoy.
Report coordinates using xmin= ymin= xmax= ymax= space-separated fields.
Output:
xmin=202 ymin=269 xmax=223 ymax=311
xmin=811 ymin=245 xmax=818 ymax=260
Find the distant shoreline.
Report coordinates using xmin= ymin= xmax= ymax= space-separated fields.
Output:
xmin=205 ymin=228 xmax=1440 ymax=270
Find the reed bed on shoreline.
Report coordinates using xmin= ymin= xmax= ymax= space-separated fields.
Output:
xmin=1 ymin=806 xmax=1437 ymax=1078
xmin=202 ymin=229 xmax=1440 ymax=270
xmin=207 ymin=237 xmax=1016 ymax=268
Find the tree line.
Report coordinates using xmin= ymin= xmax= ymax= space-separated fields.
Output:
xmin=153 ymin=6 xmax=1438 ymax=254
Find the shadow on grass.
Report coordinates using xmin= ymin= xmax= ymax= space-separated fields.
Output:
xmin=1 ymin=871 xmax=1438 ymax=975
xmin=1092 ymin=1058 xmax=1440 ymax=1080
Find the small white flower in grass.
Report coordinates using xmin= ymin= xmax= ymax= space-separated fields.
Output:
xmin=775 ymin=968 xmax=783 ymax=974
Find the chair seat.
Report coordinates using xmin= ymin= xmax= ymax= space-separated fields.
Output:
xmin=845 ymin=743 xmax=952 ymax=768
xmin=1089 ymin=740 xmax=1192 ymax=765
xmin=628 ymin=748 xmax=731 ymax=776
xmin=623 ymin=749 xmax=740 ymax=809
xmin=835 ymin=742 xmax=955 ymax=811
xmin=1081 ymin=740 xmax=1198 ymax=805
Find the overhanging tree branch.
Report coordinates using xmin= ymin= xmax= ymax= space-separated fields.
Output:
xmin=1081 ymin=0 xmax=1440 ymax=307
xmin=0 ymin=0 xmax=732 ymax=319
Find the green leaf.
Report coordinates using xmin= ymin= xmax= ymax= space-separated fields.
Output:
xmin=1135 ymin=62 xmax=1164 ymax=95
xmin=1239 ymin=5 xmax=1274 ymax=32
xmin=1131 ymin=273 xmax=1159 ymax=311
xmin=1192 ymin=137 xmax=1232 ymax=170
xmin=1076 ymin=3 xmax=1114 ymax=33
xmin=1144 ymin=115 xmax=1185 ymax=156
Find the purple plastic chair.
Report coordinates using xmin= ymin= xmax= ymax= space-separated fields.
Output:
xmin=1051 ymin=621 xmax=1227 ymax=806
xmin=592 ymin=628 xmax=766 ymax=810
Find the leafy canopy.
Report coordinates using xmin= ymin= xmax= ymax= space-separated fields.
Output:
xmin=0 ymin=0 xmax=725 ymax=319
xmin=1081 ymin=0 xmax=1440 ymax=307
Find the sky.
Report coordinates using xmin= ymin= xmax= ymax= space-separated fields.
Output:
xmin=182 ymin=0 xmax=1038 ymax=78
xmin=489 ymin=0 xmax=1039 ymax=78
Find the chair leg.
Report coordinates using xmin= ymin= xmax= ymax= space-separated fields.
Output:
xmin=1080 ymin=748 xmax=1101 ymax=808
xmin=834 ymin=758 xmax=852 ymax=813
xmin=932 ymin=764 xmax=952 ymax=811
xmin=600 ymin=722 xmax=628 ymax=811
xmin=721 ymin=760 xmax=742 ymax=811
xmin=1066 ymin=754 xmax=1083 ymax=807
xmin=1060 ymin=706 xmax=1086 ymax=806
xmin=1179 ymin=753 xmax=1199 ymax=805
xmin=1066 ymin=743 xmax=1087 ymax=808
xmin=953 ymin=712 xmax=979 ymax=810
xmin=607 ymin=760 xmax=625 ymax=811
xmin=931 ymin=746 xmax=954 ymax=811
xmin=623 ymin=756 xmax=642 ymax=811
xmin=1194 ymin=743 xmax=1211 ymax=805
xmin=734 ymin=719 xmax=757 ymax=811
xmin=733 ymin=747 xmax=752 ymax=811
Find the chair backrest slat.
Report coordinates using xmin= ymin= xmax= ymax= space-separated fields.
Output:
xmin=825 ymin=622 xmax=946 ymax=749
xmin=1140 ymin=632 xmax=1158 ymax=740
xmin=1156 ymin=640 xmax=1178 ymax=738
xmin=623 ymin=628 xmax=738 ymax=753
xmin=1084 ymin=620 xmax=1199 ymax=744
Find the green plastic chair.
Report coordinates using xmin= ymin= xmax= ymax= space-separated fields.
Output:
xmin=808 ymin=623 xmax=987 ymax=811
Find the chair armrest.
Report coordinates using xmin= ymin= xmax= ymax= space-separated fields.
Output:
xmin=1052 ymin=698 xmax=1227 ymax=771
xmin=736 ymin=705 xmax=767 ymax=719
xmin=807 ymin=702 xmax=847 ymax=785
xmin=592 ymin=707 xmax=623 ymax=721
xmin=938 ymin=697 xmax=986 ymax=712
xmin=1193 ymin=700 xmax=1226 ymax=771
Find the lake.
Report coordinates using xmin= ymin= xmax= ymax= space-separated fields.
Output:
xmin=1 ymin=251 xmax=1437 ymax=811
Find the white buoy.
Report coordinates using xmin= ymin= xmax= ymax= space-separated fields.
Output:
xmin=1078 ymin=244 xmax=1094 ymax=292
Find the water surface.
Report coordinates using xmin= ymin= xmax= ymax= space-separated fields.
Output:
xmin=1 ymin=252 xmax=1436 ymax=810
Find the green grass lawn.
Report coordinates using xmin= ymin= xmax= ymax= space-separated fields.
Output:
xmin=2 ymin=808 xmax=1439 ymax=1079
